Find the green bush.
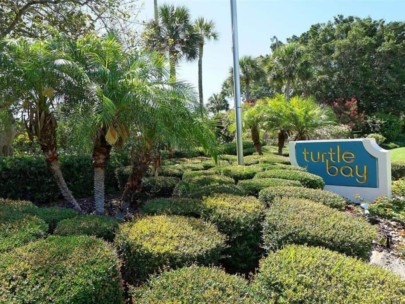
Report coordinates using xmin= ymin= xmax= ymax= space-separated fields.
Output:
xmin=180 ymin=163 xmax=205 ymax=171
xmin=393 ymin=179 xmax=405 ymax=196
xmin=368 ymin=196 xmax=405 ymax=222
xmin=367 ymin=133 xmax=386 ymax=144
xmin=130 ymin=266 xmax=252 ymax=303
xmin=141 ymin=176 xmax=180 ymax=197
xmin=202 ymin=194 xmax=265 ymax=273
xmin=29 ymin=207 xmax=78 ymax=232
xmin=219 ymin=141 xmax=256 ymax=155
xmin=0 ymin=198 xmax=38 ymax=212
xmin=55 ymin=215 xmax=121 ymax=241
xmin=115 ymin=165 xmax=132 ymax=190
xmin=260 ymin=163 xmax=306 ymax=171
xmin=142 ymin=198 xmax=202 ymax=217
xmin=213 ymin=165 xmax=264 ymax=182
xmin=186 ymin=184 xmax=246 ymax=199
xmin=258 ymin=186 xmax=346 ymax=209
xmin=255 ymin=170 xmax=325 ymax=189
xmin=238 ymin=178 xmax=302 ymax=196
xmin=159 ymin=165 xmax=184 ymax=178
xmin=251 ymin=245 xmax=405 ymax=303
xmin=0 ymin=155 xmax=119 ymax=203
xmin=263 ymin=198 xmax=377 ymax=259
xmin=174 ymin=175 xmax=235 ymax=196
xmin=115 ymin=215 xmax=226 ymax=284
xmin=182 ymin=170 xmax=217 ymax=180
xmin=392 ymin=160 xmax=405 ymax=180
xmin=0 ymin=235 xmax=123 ymax=303
xmin=243 ymin=154 xmax=291 ymax=165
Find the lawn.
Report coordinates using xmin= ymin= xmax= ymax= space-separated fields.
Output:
xmin=391 ymin=147 xmax=405 ymax=162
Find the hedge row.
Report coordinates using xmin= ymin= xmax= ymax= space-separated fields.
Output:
xmin=252 ymin=245 xmax=404 ymax=303
xmin=142 ymin=198 xmax=202 ymax=217
xmin=263 ymin=198 xmax=377 ymax=259
xmin=0 ymin=235 xmax=123 ymax=303
xmin=392 ymin=160 xmax=405 ymax=180
xmin=243 ymin=154 xmax=291 ymax=165
xmin=174 ymin=175 xmax=234 ymax=196
xmin=255 ymin=169 xmax=325 ymax=189
xmin=258 ymin=186 xmax=347 ymax=209
xmin=218 ymin=141 xmax=259 ymax=155
xmin=213 ymin=165 xmax=264 ymax=182
xmin=238 ymin=178 xmax=302 ymax=196
xmin=115 ymin=215 xmax=226 ymax=284
xmin=185 ymin=184 xmax=246 ymax=199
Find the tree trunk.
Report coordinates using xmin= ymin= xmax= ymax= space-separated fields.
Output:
xmin=277 ymin=129 xmax=287 ymax=155
xmin=169 ymin=50 xmax=176 ymax=82
xmin=198 ymin=43 xmax=204 ymax=109
xmin=251 ymin=125 xmax=262 ymax=155
xmin=154 ymin=0 xmax=158 ymax=22
xmin=92 ymin=130 xmax=112 ymax=215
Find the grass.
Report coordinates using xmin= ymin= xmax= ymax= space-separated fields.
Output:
xmin=391 ymin=147 xmax=405 ymax=162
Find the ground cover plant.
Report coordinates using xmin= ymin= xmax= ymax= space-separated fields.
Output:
xmin=255 ymin=170 xmax=325 ymax=189
xmin=142 ymin=197 xmax=202 ymax=217
xmin=238 ymin=178 xmax=302 ymax=196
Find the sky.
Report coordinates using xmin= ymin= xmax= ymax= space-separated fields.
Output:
xmin=138 ymin=0 xmax=405 ymax=107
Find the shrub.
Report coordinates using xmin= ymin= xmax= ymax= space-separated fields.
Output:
xmin=202 ymin=194 xmax=265 ymax=273
xmin=0 ymin=198 xmax=38 ymax=212
xmin=213 ymin=165 xmax=264 ymax=182
xmin=262 ymin=198 xmax=377 ymax=259
xmin=130 ymin=266 xmax=252 ymax=303
xmin=186 ymin=184 xmax=246 ymax=199
xmin=142 ymin=198 xmax=202 ymax=217
xmin=238 ymin=178 xmax=302 ymax=196
xmin=182 ymin=170 xmax=217 ymax=180
xmin=115 ymin=215 xmax=226 ymax=284
xmin=141 ymin=176 xmax=180 ymax=197
xmin=243 ymin=154 xmax=291 ymax=165
xmin=0 ymin=208 xmax=48 ymax=253
xmin=159 ymin=165 xmax=184 ymax=178
xmin=255 ymin=170 xmax=325 ymax=189
xmin=29 ymin=207 xmax=78 ymax=232
xmin=0 ymin=235 xmax=123 ymax=303
xmin=368 ymin=196 xmax=405 ymax=222
xmin=258 ymin=186 xmax=346 ymax=209
xmin=219 ymin=141 xmax=255 ymax=155
xmin=54 ymin=215 xmax=121 ymax=241
xmin=392 ymin=179 xmax=405 ymax=196
xmin=312 ymin=124 xmax=352 ymax=139
xmin=174 ymin=175 xmax=234 ymax=196
xmin=392 ymin=161 xmax=405 ymax=180
xmin=251 ymin=245 xmax=405 ymax=303
xmin=367 ymin=133 xmax=386 ymax=144
xmin=115 ymin=166 xmax=132 ymax=190
xmin=261 ymin=163 xmax=306 ymax=171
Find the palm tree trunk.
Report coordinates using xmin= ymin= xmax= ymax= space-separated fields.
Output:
xmin=251 ymin=125 xmax=262 ymax=155
xmin=169 ymin=50 xmax=176 ymax=81
xmin=198 ymin=44 xmax=204 ymax=109
xmin=92 ymin=131 xmax=112 ymax=215
xmin=154 ymin=0 xmax=158 ymax=22
xmin=277 ymin=129 xmax=287 ymax=155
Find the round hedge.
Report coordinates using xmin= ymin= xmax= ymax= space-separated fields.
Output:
xmin=0 ymin=235 xmax=123 ymax=303
xmin=202 ymin=194 xmax=265 ymax=273
xmin=258 ymin=186 xmax=346 ymax=209
xmin=159 ymin=165 xmax=184 ymax=178
xmin=0 ymin=198 xmax=37 ymax=212
xmin=142 ymin=197 xmax=202 ymax=217
xmin=263 ymin=198 xmax=377 ymax=259
xmin=182 ymin=170 xmax=217 ymax=180
xmin=251 ymin=245 xmax=405 ymax=303
xmin=255 ymin=170 xmax=325 ymax=189
xmin=141 ymin=176 xmax=180 ymax=197
xmin=0 ymin=208 xmax=47 ymax=253
xmin=29 ymin=206 xmax=78 ymax=232
xmin=116 ymin=215 xmax=226 ymax=284
xmin=186 ymin=184 xmax=246 ymax=199
xmin=392 ymin=178 xmax=405 ymax=196
xmin=243 ymin=154 xmax=291 ymax=165
xmin=174 ymin=174 xmax=235 ymax=196
xmin=213 ymin=165 xmax=264 ymax=182
xmin=130 ymin=266 xmax=252 ymax=303
xmin=54 ymin=215 xmax=121 ymax=241
xmin=238 ymin=178 xmax=302 ymax=196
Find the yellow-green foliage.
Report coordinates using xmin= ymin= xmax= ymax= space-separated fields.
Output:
xmin=392 ymin=179 xmax=405 ymax=196
xmin=0 ymin=198 xmax=37 ymax=212
xmin=29 ymin=207 xmax=78 ymax=232
xmin=213 ymin=165 xmax=264 ymax=182
xmin=130 ymin=266 xmax=252 ymax=303
xmin=251 ymin=245 xmax=405 ymax=303
xmin=255 ymin=170 xmax=325 ymax=189
xmin=392 ymin=160 xmax=405 ymax=180
xmin=258 ymin=186 xmax=346 ymax=209
xmin=182 ymin=170 xmax=217 ymax=179
xmin=263 ymin=198 xmax=377 ymax=259
xmin=202 ymin=194 xmax=265 ymax=272
xmin=0 ymin=208 xmax=47 ymax=253
xmin=186 ymin=184 xmax=246 ymax=199
xmin=368 ymin=196 xmax=405 ymax=222
xmin=141 ymin=176 xmax=180 ymax=197
xmin=142 ymin=198 xmax=202 ymax=217
xmin=238 ymin=178 xmax=302 ymax=196
xmin=243 ymin=154 xmax=291 ymax=165
xmin=0 ymin=236 xmax=123 ymax=303
xmin=174 ymin=174 xmax=234 ymax=196
xmin=159 ymin=165 xmax=184 ymax=178
xmin=54 ymin=215 xmax=121 ymax=241
xmin=115 ymin=215 xmax=226 ymax=284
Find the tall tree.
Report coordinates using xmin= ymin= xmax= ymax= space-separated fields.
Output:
xmin=207 ymin=93 xmax=229 ymax=114
xmin=143 ymin=4 xmax=199 ymax=81
xmin=194 ymin=18 xmax=218 ymax=108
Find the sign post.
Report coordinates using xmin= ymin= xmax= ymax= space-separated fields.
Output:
xmin=289 ymin=139 xmax=391 ymax=202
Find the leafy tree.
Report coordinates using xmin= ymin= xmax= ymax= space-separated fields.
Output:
xmin=207 ymin=93 xmax=229 ymax=114
xmin=194 ymin=17 xmax=218 ymax=108
xmin=143 ymin=4 xmax=199 ymax=81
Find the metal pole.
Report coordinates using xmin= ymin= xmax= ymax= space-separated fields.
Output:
xmin=230 ymin=0 xmax=244 ymax=165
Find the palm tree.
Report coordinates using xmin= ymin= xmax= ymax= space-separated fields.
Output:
xmin=0 ymin=39 xmax=87 ymax=212
xmin=143 ymin=4 xmax=199 ymax=81
xmin=194 ymin=18 xmax=218 ymax=108
xmin=207 ymin=93 xmax=229 ymax=113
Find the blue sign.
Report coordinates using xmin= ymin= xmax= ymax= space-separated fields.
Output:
xmin=294 ymin=141 xmax=378 ymax=188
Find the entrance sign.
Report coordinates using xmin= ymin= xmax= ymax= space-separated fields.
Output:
xmin=289 ymin=139 xmax=391 ymax=202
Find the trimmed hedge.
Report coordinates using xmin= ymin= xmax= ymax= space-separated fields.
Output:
xmin=182 ymin=170 xmax=217 ymax=180
xmin=130 ymin=266 xmax=252 ymax=303
xmin=202 ymin=194 xmax=265 ymax=273
xmin=29 ymin=207 xmax=78 ymax=232
xmin=255 ymin=170 xmax=325 ymax=189
xmin=392 ymin=179 xmax=405 ymax=196
xmin=0 ymin=198 xmax=38 ymax=212
xmin=238 ymin=178 xmax=302 ymax=196
xmin=174 ymin=175 xmax=235 ymax=196
xmin=159 ymin=165 xmax=184 ymax=178
xmin=263 ymin=198 xmax=377 ymax=259
xmin=0 ymin=208 xmax=48 ymax=253
xmin=141 ymin=176 xmax=180 ymax=197
xmin=258 ymin=186 xmax=346 ymax=209
xmin=115 ymin=215 xmax=226 ymax=284
xmin=142 ymin=198 xmax=202 ymax=217
xmin=0 ymin=235 xmax=123 ymax=303
xmin=392 ymin=160 xmax=405 ymax=180
xmin=219 ymin=141 xmax=257 ymax=155
xmin=186 ymin=184 xmax=246 ymax=199
xmin=368 ymin=196 xmax=405 ymax=222
xmin=251 ymin=245 xmax=405 ymax=303
xmin=55 ymin=215 xmax=121 ymax=241
xmin=213 ymin=165 xmax=264 ymax=182
xmin=243 ymin=154 xmax=291 ymax=165
xmin=0 ymin=155 xmax=119 ymax=204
